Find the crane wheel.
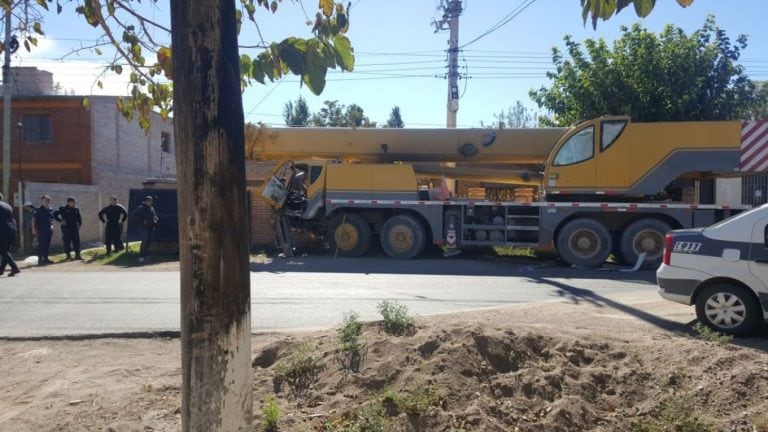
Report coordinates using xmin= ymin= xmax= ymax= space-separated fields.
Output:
xmin=556 ymin=218 xmax=612 ymax=268
xmin=327 ymin=214 xmax=371 ymax=258
xmin=619 ymin=219 xmax=671 ymax=269
xmin=381 ymin=214 xmax=425 ymax=260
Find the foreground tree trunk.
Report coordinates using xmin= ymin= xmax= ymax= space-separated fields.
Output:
xmin=171 ymin=1 xmax=252 ymax=430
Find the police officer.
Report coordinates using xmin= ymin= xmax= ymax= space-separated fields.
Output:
xmin=31 ymin=195 xmax=55 ymax=265
xmin=0 ymin=193 xmax=20 ymax=276
xmin=98 ymin=195 xmax=128 ymax=255
xmin=54 ymin=197 xmax=83 ymax=261
xmin=132 ymin=195 xmax=159 ymax=263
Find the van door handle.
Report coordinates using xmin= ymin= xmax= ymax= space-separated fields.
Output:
xmin=755 ymin=259 xmax=768 ymax=264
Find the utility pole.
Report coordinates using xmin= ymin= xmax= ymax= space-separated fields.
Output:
xmin=434 ymin=0 xmax=462 ymax=129
xmin=2 ymin=8 xmax=12 ymax=201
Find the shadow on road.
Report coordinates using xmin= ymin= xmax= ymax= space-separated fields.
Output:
xmin=529 ymin=276 xmax=768 ymax=350
xmin=250 ymin=254 xmax=658 ymax=282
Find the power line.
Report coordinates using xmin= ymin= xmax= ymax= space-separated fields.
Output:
xmin=461 ymin=0 xmax=538 ymax=49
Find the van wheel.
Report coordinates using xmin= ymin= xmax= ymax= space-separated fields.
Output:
xmin=556 ymin=218 xmax=612 ymax=268
xmin=327 ymin=214 xmax=371 ymax=258
xmin=619 ymin=219 xmax=671 ymax=269
xmin=381 ymin=214 xmax=425 ymax=260
xmin=695 ymin=283 xmax=761 ymax=336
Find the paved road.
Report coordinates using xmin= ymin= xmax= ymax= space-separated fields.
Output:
xmin=0 ymin=256 xmax=658 ymax=337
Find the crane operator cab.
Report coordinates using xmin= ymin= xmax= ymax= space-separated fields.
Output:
xmin=260 ymin=160 xmax=310 ymax=217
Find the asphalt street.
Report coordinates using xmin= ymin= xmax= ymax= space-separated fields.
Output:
xmin=0 ymin=256 xmax=658 ymax=337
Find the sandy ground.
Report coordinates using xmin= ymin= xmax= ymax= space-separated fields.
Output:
xmin=2 ymin=277 xmax=768 ymax=431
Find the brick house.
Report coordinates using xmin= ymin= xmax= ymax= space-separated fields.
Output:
xmin=0 ymin=67 xmax=175 ymax=252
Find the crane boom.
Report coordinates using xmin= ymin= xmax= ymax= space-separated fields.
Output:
xmin=248 ymin=125 xmax=568 ymax=164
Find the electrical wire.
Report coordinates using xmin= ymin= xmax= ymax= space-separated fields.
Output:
xmin=461 ymin=0 xmax=538 ymax=49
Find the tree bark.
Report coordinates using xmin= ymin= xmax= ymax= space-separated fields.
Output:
xmin=171 ymin=1 xmax=252 ymax=431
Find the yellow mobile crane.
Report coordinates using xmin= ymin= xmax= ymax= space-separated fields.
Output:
xmin=256 ymin=116 xmax=766 ymax=268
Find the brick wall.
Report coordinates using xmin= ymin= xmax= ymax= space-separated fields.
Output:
xmin=90 ymin=96 xmax=176 ymax=205
xmin=249 ymin=187 xmax=276 ymax=247
xmin=22 ymin=182 xmax=105 ymax=252
xmin=0 ymin=97 xmax=92 ymax=185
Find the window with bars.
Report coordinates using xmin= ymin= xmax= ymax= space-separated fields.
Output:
xmin=22 ymin=114 xmax=52 ymax=143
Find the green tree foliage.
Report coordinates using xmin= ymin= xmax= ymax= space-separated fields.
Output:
xmin=581 ymin=0 xmax=694 ymax=29
xmin=481 ymin=101 xmax=538 ymax=128
xmin=28 ymin=0 xmax=355 ymax=130
xmin=385 ymin=106 xmax=405 ymax=128
xmin=530 ymin=17 xmax=758 ymax=126
xmin=310 ymin=100 xmax=375 ymax=127
xmin=283 ymin=96 xmax=311 ymax=126
xmin=753 ymin=81 xmax=768 ymax=120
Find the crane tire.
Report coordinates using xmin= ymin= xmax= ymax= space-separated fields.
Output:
xmin=327 ymin=213 xmax=371 ymax=258
xmin=556 ymin=218 xmax=612 ymax=268
xmin=381 ymin=214 xmax=425 ymax=260
xmin=619 ymin=219 xmax=671 ymax=269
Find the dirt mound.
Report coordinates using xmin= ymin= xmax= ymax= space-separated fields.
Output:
xmin=3 ymin=300 xmax=768 ymax=431
xmin=249 ymin=323 xmax=768 ymax=431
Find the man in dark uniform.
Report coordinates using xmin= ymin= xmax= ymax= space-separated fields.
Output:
xmin=0 ymin=193 xmax=20 ymax=276
xmin=54 ymin=197 xmax=83 ymax=261
xmin=98 ymin=196 xmax=128 ymax=255
xmin=132 ymin=195 xmax=159 ymax=263
xmin=31 ymin=195 xmax=55 ymax=265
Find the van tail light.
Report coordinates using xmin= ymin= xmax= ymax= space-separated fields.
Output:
xmin=662 ymin=234 xmax=673 ymax=265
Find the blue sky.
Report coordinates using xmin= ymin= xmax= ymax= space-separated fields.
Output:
xmin=13 ymin=0 xmax=768 ymax=128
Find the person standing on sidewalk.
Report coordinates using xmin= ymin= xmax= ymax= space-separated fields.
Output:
xmin=31 ymin=195 xmax=55 ymax=265
xmin=98 ymin=196 xmax=128 ymax=255
xmin=54 ymin=197 xmax=83 ymax=261
xmin=132 ymin=196 xmax=158 ymax=263
xmin=0 ymin=194 xmax=20 ymax=276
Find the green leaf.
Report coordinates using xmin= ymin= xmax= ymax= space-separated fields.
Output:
xmin=632 ymin=0 xmax=656 ymax=17
xmin=94 ymin=47 xmax=102 ymax=55
xmin=113 ymin=64 xmax=123 ymax=74
xmin=240 ymin=54 xmax=252 ymax=79
xmin=35 ymin=0 xmax=48 ymax=10
xmin=97 ymin=80 xmax=103 ymax=89
xmin=82 ymin=97 xmax=90 ymax=108
xmin=245 ymin=2 xmax=256 ymax=20
xmin=252 ymin=59 xmax=265 ymax=84
xmin=333 ymin=34 xmax=354 ymax=71
xmin=32 ymin=22 xmax=44 ymax=35
xmin=278 ymin=37 xmax=307 ymax=75
xmin=303 ymin=43 xmax=327 ymax=95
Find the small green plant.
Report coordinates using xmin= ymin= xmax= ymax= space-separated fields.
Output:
xmin=335 ymin=311 xmax=367 ymax=373
xmin=322 ymin=402 xmax=390 ymax=432
xmin=631 ymin=397 xmax=712 ymax=432
xmin=692 ymin=322 xmax=733 ymax=345
xmin=273 ymin=342 xmax=326 ymax=398
xmin=377 ymin=300 xmax=415 ymax=336
xmin=262 ymin=395 xmax=280 ymax=432
xmin=381 ymin=387 xmax=440 ymax=416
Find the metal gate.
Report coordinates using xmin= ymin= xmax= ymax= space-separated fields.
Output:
xmin=742 ymin=173 xmax=768 ymax=206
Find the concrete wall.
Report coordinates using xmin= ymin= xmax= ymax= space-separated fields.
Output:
xmin=22 ymin=182 xmax=105 ymax=253
xmin=715 ymin=178 xmax=743 ymax=206
xmin=89 ymin=96 xmax=176 ymax=205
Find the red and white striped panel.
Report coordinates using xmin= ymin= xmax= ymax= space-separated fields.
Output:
xmin=741 ymin=120 xmax=768 ymax=172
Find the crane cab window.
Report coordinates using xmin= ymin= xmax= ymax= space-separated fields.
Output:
xmin=553 ymin=126 xmax=594 ymax=166
xmin=601 ymin=120 xmax=627 ymax=151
